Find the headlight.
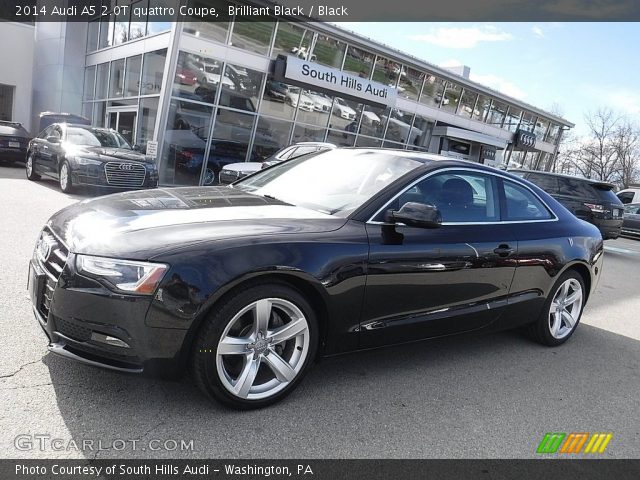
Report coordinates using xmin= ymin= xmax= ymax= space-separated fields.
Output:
xmin=76 ymin=255 xmax=168 ymax=295
xmin=74 ymin=157 xmax=102 ymax=166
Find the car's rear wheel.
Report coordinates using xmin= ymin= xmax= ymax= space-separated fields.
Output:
xmin=192 ymin=283 xmax=317 ymax=409
xmin=26 ymin=153 xmax=40 ymax=180
xmin=59 ymin=161 xmax=74 ymax=193
xmin=528 ymin=270 xmax=585 ymax=346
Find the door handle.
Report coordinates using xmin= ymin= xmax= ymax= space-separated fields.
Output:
xmin=493 ymin=244 xmax=514 ymax=257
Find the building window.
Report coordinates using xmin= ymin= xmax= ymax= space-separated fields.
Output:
xmin=472 ymin=94 xmax=491 ymax=122
xmin=230 ymin=19 xmax=275 ymax=56
xmin=546 ymin=123 xmax=561 ymax=143
xmin=311 ymin=34 xmax=346 ymax=69
xmin=137 ymin=96 xmax=159 ymax=145
xmin=410 ymin=115 xmax=434 ymax=150
xmin=210 ymin=107 xmax=256 ymax=165
xmin=183 ymin=0 xmax=230 ymax=43
xmin=371 ymin=55 xmax=401 ymax=86
xmin=83 ymin=65 xmax=96 ymax=101
xmin=486 ymin=99 xmax=507 ymax=127
xmin=419 ymin=75 xmax=446 ymax=108
xmin=457 ymin=89 xmax=478 ymax=119
xmin=141 ymin=49 xmax=167 ymax=95
xmin=272 ymin=22 xmax=314 ymax=60
xmin=98 ymin=13 xmax=114 ymax=49
xmin=294 ymin=89 xmax=333 ymax=128
xmin=292 ymin=124 xmax=327 ymax=144
xmin=87 ymin=19 xmax=99 ymax=52
xmin=146 ymin=0 xmax=174 ymax=35
xmin=398 ymin=66 xmax=423 ymax=102
xmin=95 ymin=63 xmax=109 ymax=99
xmin=503 ymin=106 xmax=522 ymax=132
xmin=343 ymin=45 xmax=375 ymax=78
xmin=124 ymin=55 xmax=142 ymax=97
xmin=252 ymin=117 xmax=293 ymax=159
xmin=384 ymin=108 xmax=415 ymax=144
xmin=534 ymin=117 xmax=550 ymax=139
xmin=441 ymin=81 xmax=462 ymax=113
xmin=326 ymin=129 xmax=355 ymax=147
xmin=108 ymin=58 xmax=125 ymax=98
xmin=520 ymin=112 xmax=536 ymax=132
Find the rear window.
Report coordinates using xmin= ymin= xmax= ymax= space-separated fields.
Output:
xmin=525 ymin=173 xmax=560 ymax=195
xmin=0 ymin=124 xmax=29 ymax=136
xmin=592 ymin=185 xmax=622 ymax=204
xmin=557 ymin=177 xmax=596 ymax=199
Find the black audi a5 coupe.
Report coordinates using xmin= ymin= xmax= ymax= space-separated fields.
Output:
xmin=26 ymin=123 xmax=158 ymax=193
xmin=28 ymin=149 xmax=603 ymax=408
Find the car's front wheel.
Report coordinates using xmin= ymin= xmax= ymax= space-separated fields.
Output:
xmin=528 ymin=270 xmax=585 ymax=346
xmin=192 ymin=283 xmax=317 ymax=409
xmin=203 ymin=167 xmax=216 ymax=185
xmin=59 ymin=160 xmax=74 ymax=193
xmin=26 ymin=153 xmax=40 ymax=180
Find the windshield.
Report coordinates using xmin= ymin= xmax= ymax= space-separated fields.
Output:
xmin=66 ymin=127 xmax=131 ymax=148
xmin=234 ymin=150 xmax=422 ymax=216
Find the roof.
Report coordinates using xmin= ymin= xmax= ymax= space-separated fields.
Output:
xmin=509 ymin=168 xmax=615 ymax=187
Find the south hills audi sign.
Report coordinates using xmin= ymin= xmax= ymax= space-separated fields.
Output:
xmin=275 ymin=55 xmax=397 ymax=107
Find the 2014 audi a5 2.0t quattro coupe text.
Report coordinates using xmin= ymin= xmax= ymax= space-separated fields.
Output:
xmin=28 ymin=149 xmax=604 ymax=408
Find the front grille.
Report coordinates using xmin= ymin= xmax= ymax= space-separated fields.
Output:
xmin=104 ymin=162 xmax=146 ymax=187
xmin=34 ymin=228 xmax=69 ymax=318
xmin=55 ymin=316 xmax=92 ymax=342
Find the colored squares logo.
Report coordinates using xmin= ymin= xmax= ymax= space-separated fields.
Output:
xmin=537 ymin=433 xmax=612 ymax=454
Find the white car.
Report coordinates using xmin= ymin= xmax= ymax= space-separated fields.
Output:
xmin=361 ymin=110 xmax=381 ymax=125
xmin=305 ymin=91 xmax=332 ymax=113
xmin=195 ymin=61 xmax=236 ymax=89
xmin=285 ymin=87 xmax=315 ymax=111
xmin=617 ymin=188 xmax=640 ymax=205
xmin=333 ymin=98 xmax=356 ymax=120
xmin=382 ymin=115 xmax=423 ymax=144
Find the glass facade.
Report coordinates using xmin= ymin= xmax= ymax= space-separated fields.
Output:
xmin=83 ymin=11 xmax=571 ymax=184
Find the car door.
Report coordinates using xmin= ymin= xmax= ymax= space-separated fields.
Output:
xmin=361 ymin=169 xmax=517 ymax=348
xmin=39 ymin=125 xmax=64 ymax=175
xmin=623 ymin=205 xmax=640 ymax=233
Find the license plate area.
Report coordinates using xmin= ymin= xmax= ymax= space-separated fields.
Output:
xmin=8 ymin=141 xmax=20 ymax=148
xmin=28 ymin=262 xmax=46 ymax=319
xmin=613 ymin=209 xmax=622 ymax=218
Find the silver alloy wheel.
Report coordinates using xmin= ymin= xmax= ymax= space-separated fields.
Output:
xmin=216 ymin=298 xmax=310 ymax=400
xmin=60 ymin=163 xmax=69 ymax=190
xmin=204 ymin=168 xmax=215 ymax=185
xmin=549 ymin=278 xmax=583 ymax=339
xmin=26 ymin=155 xmax=33 ymax=176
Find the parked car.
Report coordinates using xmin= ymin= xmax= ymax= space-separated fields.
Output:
xmin=510 ymin=169 xmax=623 ymax=239
xmin=332 ymin=97 xmax=356 ymax=120
xmin=174 ymin=66 xmax=199 ymax=86
xmin=265 ymin=81 xmax=288 ymax=101
xmin=218 ymin=142 xmax=336 ymax=184
xmin=30 ymin=149 xmax=602 ymax=409
xmin=37 ymin=112 xmax=90 ymax=133
xmin=0 ymin=121 xmax=30 ymax=164
xmin=616 ymin=187 xmax=640 ymax=205
xmin=621 ymin=203 xmax=640 ymax=237
xmin=304 ymin=91 xmax=332 ymax=113
xmin=194 ymin=61 xmax=236 ymax=89
xmin=26 ymin=123 xmax=158 ymax=193
xmin=285 ymin=87 xmax=315 ymax=111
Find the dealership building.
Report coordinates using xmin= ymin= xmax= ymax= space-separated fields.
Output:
xmin=0 ymin=1 xmax=574 ymax=186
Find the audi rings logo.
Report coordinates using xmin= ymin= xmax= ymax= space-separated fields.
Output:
xmin=119 ymin=163 xmax=135 ymax=171
xmin=36 ymin=234 xmax=56 ymax=263
xmin=517 ymin=130 xmax=537 ymax=149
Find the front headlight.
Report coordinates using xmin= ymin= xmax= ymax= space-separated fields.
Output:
xmin=74 ymin=157 xmax=102 ymax=166
xmin=76 ymin=255 xmax=168 ymax=295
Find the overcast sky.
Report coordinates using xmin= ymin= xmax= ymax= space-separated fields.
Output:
xmin=336 ymin=22 xmax=640 ymax=135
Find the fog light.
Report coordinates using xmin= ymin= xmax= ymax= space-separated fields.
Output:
xmin=91 ymin=332 xmax=130 ymax=348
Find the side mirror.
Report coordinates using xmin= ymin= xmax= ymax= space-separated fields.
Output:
xmin=386 ymin=202 xmax=442 ymax=229
xmin=46 ymin=136 xmax=60 ymax=144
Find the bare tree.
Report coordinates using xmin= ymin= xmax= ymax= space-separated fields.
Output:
xmin=612 ymin=120 xmax=640 ymax=188
xmin=573 ymin=108 xmax=621 ymax=183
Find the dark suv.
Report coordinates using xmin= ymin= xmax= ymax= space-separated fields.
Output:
xmin=510 ymin=169 xmax=623 ymax=239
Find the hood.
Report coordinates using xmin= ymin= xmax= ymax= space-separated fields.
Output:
xmin=67 ymin=144 xmax=152 ymax=163
xmin=47 ymin=187 xmax=345 ymax=260
xmin=339 ymin=105 xmax=356 ymax=115
xmin=223 ymin=162 xmax=263 ymax=173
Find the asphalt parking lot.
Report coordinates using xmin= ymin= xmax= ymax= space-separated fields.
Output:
xmin=0 ymin=162 xmax=638 ymax=459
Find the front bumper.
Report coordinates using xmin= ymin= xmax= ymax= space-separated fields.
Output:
xmin=29 ymin=244 xmax=187 ymax=376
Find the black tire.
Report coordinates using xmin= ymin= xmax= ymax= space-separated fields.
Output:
xmin=59 ymin=160 xmax=74 ymax=193
xmin=527 ymin=270 xmax=586 ymax=346
xmin=26 ymin=152 xmax=40 ymax=180
xmin=191 ymin=282 xmax=318 ymax=409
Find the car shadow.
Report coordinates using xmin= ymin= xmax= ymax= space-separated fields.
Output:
xmin=42 ymin=324 xmax=640 ymax=458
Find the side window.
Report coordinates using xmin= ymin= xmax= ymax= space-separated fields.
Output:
xmin=618 ymin=192 xmax=634 ymax=204
xmin=526 ymin=173 xmax=560 ymax=195
xmin=52 ymin=127 xmax=62 ymax=139
xmin=292 ymin=146 xmax=318 ymax=158
xmin=503 ymin=180 xmax=553 ymax=221
xmin=392 ymin=171 xmax=500 ymax=223
xmin=38 ymin=126 xmax=53 ymax=139
xmin=557 ymin=178 xmax=594 ymax=199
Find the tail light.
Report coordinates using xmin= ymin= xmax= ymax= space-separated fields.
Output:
xmin=584 ymin=203 xmax=605 ymax=213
